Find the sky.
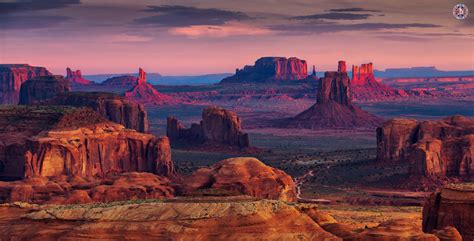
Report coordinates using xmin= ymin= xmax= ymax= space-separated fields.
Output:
xmin=0 ymin=0 xmax=473 ymax=75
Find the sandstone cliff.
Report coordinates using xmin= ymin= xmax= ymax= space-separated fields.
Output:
xmin=182 ymin=157 xmax=297 ymax=202
xmin=285 ymin=61 xmax=383 ymax=129
xmin=101 ymin=75 xmax=138 ymax=87
xmin=377 ymin=116 xmax=474 ymax=182
xmin=423 ymin=183 xmax=474 ymax=240
xmin=0 ymin=106 xmax=173 ymax=180
xmin=220 ymin=57 xmax=309 ymax=83
xmin=125 ymin=68 xmax=174 ymax=104
xmin=45 ymin=92 xmax=149 ymax=133
xmin=65 ymin=67 xmax=91 ymax=85
xmin=0 ymin=64 xmax=52 ymax=104
xmin=167 ymin=106 xmax=250 ymax=148
xmin=18 ymin=75 xmax=71 ymax=105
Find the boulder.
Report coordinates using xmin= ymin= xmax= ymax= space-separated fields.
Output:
xmin=45 ymin=92 xmax=149 ymax=133
xmin=0 ymin=106 xmax=173 ymax=181
xmin=220 ymin=57 xmax=309 ymax=83
xmin=423 ymin=183 xmax=474 ymax=240
xmin=18 ymin=75 xmax=71 ymax=105
xmin=167 ymin=106 xmax=250 ymax=148
xmin=0 ymin=64 xmax=52 ymax=104
xmin=183 ymin=157 xmax=297 ymax=202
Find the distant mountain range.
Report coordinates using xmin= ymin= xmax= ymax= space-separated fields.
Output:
xmin=84 ymin=73 xmax=232 ymax=85
xmin=84 ymin=67 xmax=474 ymax=86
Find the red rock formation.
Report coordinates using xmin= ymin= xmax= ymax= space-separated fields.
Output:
xmin=125 ymin=68 xmax=174 ymax=104
xmin=423 ymin=183 xmax=474 ymax=240
xmin=0 ymin=64 xmax=52 ymax=104
xmin=377 ymin=116 xmax=474 ymax=182
xmin=45 ymin=92 xmax=149 ymax=133
xmin=18 ymin=75 xmax=71 ymax=105
xmin=337 ymin=60 xmax=346 ymax=73
xmin=65 ymin=67 xmax=91 ymax=85
xmin=101 ymin=75 xmax=138 ymax=87
xmin=167 ymin=106 xmax=250 ymax=148
xmin=220 ymin=57 xmax=309 ymax=83
xmin=0 ymin=106 xmax=173 ymax=180
xmin=285 ymin=61 xmax=383 ymax=129
xmin=183 ymin=157 xmax=297 ymax=202
xmin=351 ymin=63 xmax=374 ymax=85
xmin=0 ymin=172 xmax=174 ymax=204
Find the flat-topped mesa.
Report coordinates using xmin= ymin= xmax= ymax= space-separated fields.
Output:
xmin=284 ymin=61 xmax=383 ymax=129
xmin=65 ymin=67 xmax=91 ymax=85
xmin=220 ymin=57 xmax=309 ymax=83
xmin=19 ymin=75 xmax=71 ymax=105
xmin=0 ymin=106 xmax=173 ymax=180
xmin=0 ymin=64 xmax=52 ymax=104
xmin=377 ymin=115 xmax=474 ymax=182
xmin=125 ymin=68 xmax=173 ymax=104
xmin=167 ymin=106 xmax=250 ymax=148
xmin=44 ymin=92 xmax=149 ymax=133
xmin=351 ymin=63 xmax=374 ymax=85
xmin=101 ymin=75 xmax=138 ymax=87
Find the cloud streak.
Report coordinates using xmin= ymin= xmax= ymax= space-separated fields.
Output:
xmin=291 ymin=12 xmax=372 ymax=20
xmin=0 ymin=0 xmax=81 ymax=14
xmin=135 ymin=5 xmax=250 ymax=27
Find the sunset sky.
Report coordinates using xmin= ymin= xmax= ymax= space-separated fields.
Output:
xmin=0 ymin=0 xmax=473 ymax=75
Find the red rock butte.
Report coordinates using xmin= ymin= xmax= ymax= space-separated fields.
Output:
xmin=18 ymin=75 xmax=71 ymax=105
xmin=125 ymin=68 xmax=174 ymax=104
xmin=65 ymin=67 xmax=91 ymax=85
xmin=0 ymin=64 xmax=52 ymax=104
xmin=220 ymin=57 xmax=310 ymax=83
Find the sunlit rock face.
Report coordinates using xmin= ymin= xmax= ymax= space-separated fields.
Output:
xmin=220 ymin=57 xmax=309 ymax=83
xmin=18 ymin=75 xmax=71 ymax=105
xmin=0 ymin=106 xmax=173 ymax=181
xmin=167 ymin=106 xmax=250 ymax=148
xmin=285 ymin=61 xmax=383 ymax=129
xmin=65 ymin=67 xmax=91 ymax=85
xmin=182 ymin=157 xmax=297 ymax=202
xmin=125 ymin=68 xmax=174 ymax=104
xmin=377 ymin=115 xmax=474 ymax=180
xmin=0 ymin=64 xmax=52 ymax=104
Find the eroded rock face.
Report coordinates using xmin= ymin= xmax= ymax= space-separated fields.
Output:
xmin=65 ymin=67 xmax=91 ymax=85
xmin=101 ymin=75 xmax=138 ymax=87
xmin=0 ymin=106 xmax=173 ymax=180
xmin=18 ymin=75 xmax=71 ymax=105
xmin=351 ymin=63 xmax=405 ymax=101
xmin=0 ymin=64 xmax=52 ymax=104
xmin=125 ymin=68 xmax=174 ymax=104
xmin=45 ymin=92 xmax=149 ymax=133
xmin=220 ymin=57 xmax=309 ymax=83
xmin=285 ymin=61 xmax=383 ymax=129
xmin=183 ymin=157 xmax=297 ymax=202
xmin=0 ymin=172 xmax=174 ymax=204
xmin=377 ymin=116 xmax=474 ymax=181
xmin=350 ymin=218 xmax=440 ymax=241
xmin=167 ymin=106 xmax=250 ymax=148
xmin=423 ymin=183 xmax=474 ymax=240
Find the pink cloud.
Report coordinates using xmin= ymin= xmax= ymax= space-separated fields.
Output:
xmin=169 ymin=22 xmax=274 ymax=38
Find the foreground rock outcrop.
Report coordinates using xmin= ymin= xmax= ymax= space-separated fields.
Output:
xmin=167 ymin=106 xmax=250 ymax=148
xmin=0 ymin=64 xmax=52 ymax=104
xmin=183 ymin=157 xmax=297 ymax=202
xmin=423 ymin=183 xmax=474 ymax=240
xmin=0 ymin=199 xmax=340 ymax=240
xmin=44 ymin=92 xmax=149 ymax=133
xmin=285 ymin=61 xmax=383 ymax=129
xmin=377 ymin=116 xmax=474 ymax=184
xmin=0 ymin=172 xmax=174 ymax=204
xmin=65 ymin=67 xmax=91 ymax=85
xmin=125 ymin=68 xmax=174 ymax=104
xmin=0 ymin=106 xmax=173 ymax=180
xmin=18 ymin=75 xmax=71 ymax=105
xmin=220 ymin=57 xmax=309 ymax=83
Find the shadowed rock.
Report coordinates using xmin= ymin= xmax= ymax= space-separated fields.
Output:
xmin=101 ymin=75 xmax=138 ymax=87
xmin=167 ymin=106 xmax=250 ymax=148
xmin=0 ymin=64 xmax=52 ymax=104
xmin=18 ymin=75 xmax=71 ymax=105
